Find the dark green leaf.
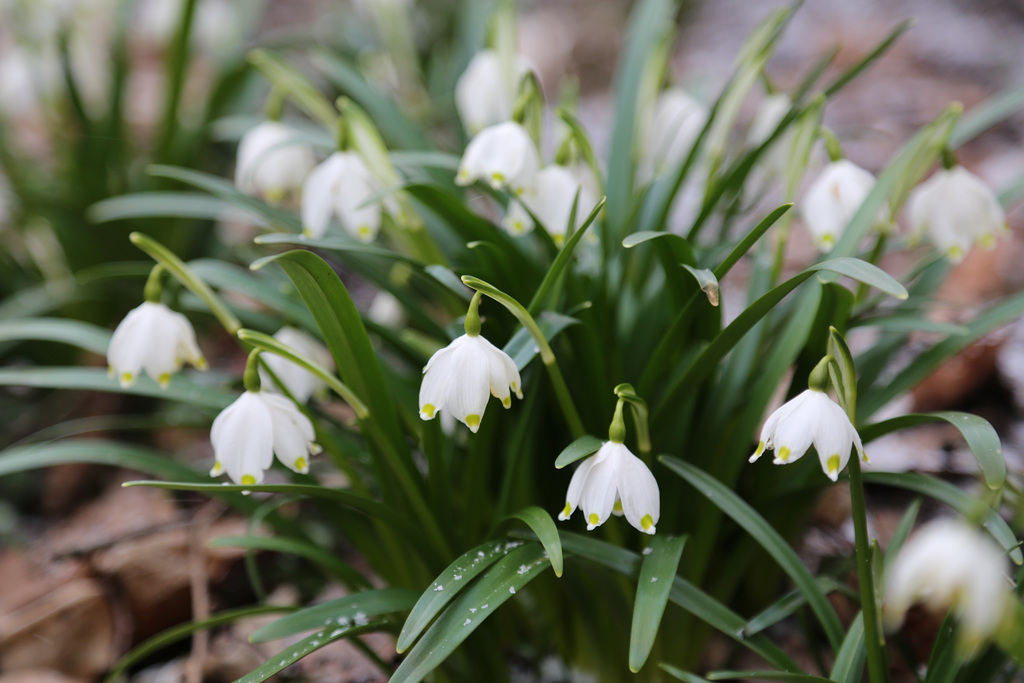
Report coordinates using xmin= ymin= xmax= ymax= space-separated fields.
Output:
xmin=507 ymin=507 xmax=564 ymax=577
xmin=554 ymin=435 xmax=603 ymax=469
xmin=0 ymin=318 xmax=111 ymax=354
xmin=250 ymin=588 xmax=418 ymax=643
xmin=630 ymin=535 xmax=687 ymax=672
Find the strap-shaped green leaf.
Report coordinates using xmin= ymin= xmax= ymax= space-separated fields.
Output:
xmin=507 ymin=507 xmax=564 ymax=577
xmin=503 ymin=312 xmax=579 ymax=370
xmin=208 ymin=535 xmax=371 ymax=590
xmin=250 ymin=587 xmax=418 ymax=643
xmin=391 ymin=542 xmax=551 ymax=683
xmin=554 ymin=434 xmax=603 ymax=469
xmin=707 ymin=672 xmax=834 ymax=682
xmin=630 ymin=534 xmax=687 ymax=672
xmin=88 ymin=192 xmax=267 ymax=226
xmin=0 ymin=318 xmax=111 ymax=354
xmin=660 ymin=664 xmax=710 ymax=682
xmin=660 ymin=457 xmax=845 ymax=650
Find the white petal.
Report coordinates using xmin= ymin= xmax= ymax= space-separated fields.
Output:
xmin=579 ymin=442 xmax=627 ymax=530
xmin=262 ymin=392 xmax=317 ymax=473
xmin=332 ymin=152 xmax=382 ymax=242
xmin=302 ymin=153 xmax=345 ymax=238
xmin=210 ymin=392 xmax=274 ymax=484
xmin=559 ymin=454 xmax=599 ymax=521
xmin=616 ymin=449 xmax=660 ymax=534
xmin=444 ymin=337 xmax=492 ymax=432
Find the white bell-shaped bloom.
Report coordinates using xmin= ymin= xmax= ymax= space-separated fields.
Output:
xmin=235 ymin=121 xmax=316 ymax=203
xmin=503 ymin=164 xmax=599 ymax=242
xmin=301 ymin=151 xmax=382 ymax=241
xmin=746 ymin=93 xmax=792 ymax=182
xmin=419 ymin=333 xmax=522 ymax=433
xmin=210 ymin=390 xmax=321 ymax=485
xmin=258 ymin=327 xmax=334 ymax=404
xmin=107 ymin=301 xmax=206 ymax=388
xmin=558 ymin=441 xmax=660 ymax=535
xmin=906 ymin=166 xmax=1007 ymax=262
xmin=801 ymin=159 xmax=878 ymax=251
xmin=639 ymin=87 xmax=708 ymax=181
xmin=885 ymin=518 xmax=1011 ymax=654
xmin=749 ymin=388 xmax=865 ymax=481
xmin=455 ymin=121 xmax=540 ymax=197
xmin=367 ymin=291 xmax=406 ymax=328
xmin=455 ymin=49 xmax=531 ymax=136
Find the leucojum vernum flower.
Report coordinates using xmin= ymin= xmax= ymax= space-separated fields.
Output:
xmin=234 ymin=119 xmax=316 ymax=203
xmin=108 ymin=299 xmax=206 ymax=388
xmin=418 ymin=292 xmax=522 ymax=433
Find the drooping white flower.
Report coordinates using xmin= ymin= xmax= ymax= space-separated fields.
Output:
xmin=210 ymin=390 xmax=321 ymax=485
xmin=801 ymin=159 xmax=879 ymax=251
xmin=884 ymin=518 xmax=1011 ymax=654
xmin=455 ymin=49 xmax=532 ymax=136
xmin=367 ymin=291 xmax=406 ymax=328
xmin=503 ymin=164 xmax=599 ymax=242
xmin=749 ymin=388 xmax=865 ymax=481
xmin=906 ymin=166 xmax=1008 ymax=262
xmin=638 ymin=87 xmax=708 ymax=182
xmin=558 ymin=441 xmax=660 ymax=535
xmin=107 ymin=301 xmax=206 ymax=388
xmin=455 ymin=121 xmax=540 ymax=197
xmin=301 ymin=151 xmax=383 ymax=241
xmin=258 ymin=327 xmax=334 ymax=404
xmin=235 ymin=121 xmax=316 ymax=203
xmin=419 ymin=333 xmax=522 ymax=433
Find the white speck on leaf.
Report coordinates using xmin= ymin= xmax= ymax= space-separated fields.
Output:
xmin=509 ymin=586 xmax=516 ymax=594
xmin=463 ymin=618 xmax=472 ymax=626
xmin=454 ymin=574 xmax=462 ymax=580
xmin=642 ymin=547 xmax=653 ymax=555
xmin=651 ymin=577 xmax=659 ymax=583
xmin=434 ymin=584 xmax=444 ymax=591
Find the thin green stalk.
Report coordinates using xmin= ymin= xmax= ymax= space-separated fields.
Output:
xmin=155 ymin=0 xmax=197 ymax=161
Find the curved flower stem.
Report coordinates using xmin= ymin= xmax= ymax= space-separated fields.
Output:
xmin=130 ymin=232 xmax=242 ymax=335
xmin=461 ymin=275 xmax=585 ymax=438
xmin=237 ymin=329 xmax=370 ymax=418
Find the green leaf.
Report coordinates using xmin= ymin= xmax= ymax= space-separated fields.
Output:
xmin=391 ymin=542 xmax=551 ymax=683
xmin=822 ymin=20 xmax=912 ymax=97
xmin=830 ymin=613 xmax=866 ymax=683
xmin=683 ymin=266 xmax=720 ymax=306
xmin=0 ymin=440 xmax=205 ymax=481
xmin=827 ymin=326 xmax=858 ymax=415
xmin=660 ymin=664 xmax=710 ymax=683
xmin=103 ymin=606 xmax=292 ymax=683
xmin=950 ymin=83 xmax=1024 ymax=148
xmin=860 ymin=412 xmax=1005 ymax=489
xmin=0 ymin=367 xmax=234 ymax=410
xmin=713 ymin=205 xmax=793 ymax=279
xmin=147 ymin=164 xmax=303 ymax=233
xmin=187 ymin=259 xmax=317 ymax=332
xmin=238 ymin=618 xmax=389 ymax=683
xmin=88 ymin=192 xmax=267 ymax=226
xmin=660 ymin=457 xmax=845 ymax=650
xmin=502 ymin=311 xmax=579 ymax=370
xmin=208 ymin=535 xmax=371 ymax=590
xmin=248 ymin=49 xmax=338 ymax=129
xmin=396 ymin=540 xmax=509 ymax=653
xmin=863 ymin=471 xmax=1022 ymax=564
xmin=813 ymin=258 xmax=907 ymax=300
xmin=707 ymin=672 xmax=834 ymax=682
xmin=554 ymin=435 xmax=603 ymax=469
xmin=254 ymin=233 xmax=424 ymax=266
xmin=556 ymin=531 xmax=801 ymax=672
xmin=250 ymin=587 xmax=419 ymax=643
xmin=630 ymin=535 xmax=687 ymax=672
xmin=743 ymin=577 xmax=850 ymax=638
xmin=506 ymin=507 xmax=564 ymax=577
xmin=0 ymin=318 xmax=111 ymax=354
xmin=851 ymin=315 xmax=968 ymax=336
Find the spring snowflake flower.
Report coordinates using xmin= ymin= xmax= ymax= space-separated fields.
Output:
xmin=258 ymin=327 xmax=334 ymax=404
xmin=884 ymin=518 xmax=1011 ymax=654
xmin=455 ymin=49 xmax=532 ymax=136
xmin=801 ymin=159 xmax=879 ymax=251
xmin=639 ymin=87 xmax=708 ymax=181
xmin=558 ymin=441 xmax=660 ymax=535
xmin=503 ymin=164 xmax=598 ymax=241
xmin=906 ymin=165 xmax=1008 ymax=262
xmin=455 ymin=121 xmax=540 ymax=197
xmin=301 ymin=151 xmax=382 ymax=241
xmin=749 ymin=388 xmax=865 ymax=481
xmin=235 ymin=121 xmax=316 ymax=203
xmin=419 ymin=334 xmax=522 ymax=433
xmin=108 ymin=301 xmax=206 ymax=388
xmin=210 ymin=390 xmax=321 ymax=485
xmin=746 ymin=93 xmax=792 ymax=182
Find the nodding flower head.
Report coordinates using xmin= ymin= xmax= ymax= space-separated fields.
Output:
xmin=234 ymin=121 xmax=315 ymax=203
xmin=802 ymin=159 xmax=881 ymax=251
xmin=301 ymin=151 xmax=383 ymax=242
xmin=107 ymin=301 xmax=206 ymax=388
xmin=455 ymin=121 xmax=540 ymax=197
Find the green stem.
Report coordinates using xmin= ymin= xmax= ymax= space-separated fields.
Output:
xmin=155 ymin=0 xmax=197 ymax=161
xmin=847 ymin=456 xmax=889 ymax=683
xmin=143 ymin=265 xmax=165 ymax=303
xmin=130 ymin=232 xmax=241 ymax=335
xmin=243 ymin=349 xmax=262 ymax=392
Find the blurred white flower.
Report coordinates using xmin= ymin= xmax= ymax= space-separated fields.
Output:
xmin=456 ymin=121 xmax=539 ymax=197
xmin=135 ymin=0 xmax=241 ymax=55
xmin=367 ymin=291 xmax=406 ymax=328
xmin=639 ymin=87 xmax=708 ymax=182
xmin=210 ymin=390 xmax=321 ymax=485
xmin=801 ymin=159 xmax=878 ymax=251
xmin=455 ymin=49 xmax=531 ymax=136
xmin=906 ymin=166 xmax=1007 ymax=262
xmin=884 ymin=518 xmax=1011 ymax=654
xmin=235 ymin=121 xmax=316 ymax=203
xmin=746 ymin=93 xmax=792 ymax=182
xmin=558 ymin=441 xmax=660 ymax=535
xmin=749 ymin=388 xmax=864 ymax=481
xmin=258 ymin=327 xmax=334 ymax=404
xmin=503 ymin=164 xmax=598 ymax=242
xmin=419 ymin=333 xmax=522 ymax=433
xmin=107 ymin=301 xmax=206 ymax=388
xmin=302 ymin=151 xmax=383 ymax=241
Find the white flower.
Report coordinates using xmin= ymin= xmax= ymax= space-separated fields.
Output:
xmin=906 ymin=166 xmax=1008 ymax=262
xmin=749 ymin=389 xmax=865 ymax=481
xmin=367 ymin=291 xmax=406 ymax=328
xmin=455 ymin=121 xmax=540 ymax=197
xmin=558 ymin=441 xmax=660 ymax=535
xmin=884 ymin=518 xmax=1011 ymax=654
xmin=503 ymin=164 xmax=599 ymax=241
xmin=258 ymin=327 xmax=334 ymax=404
xmin=235 ymin=121 xmax=316 ymax=203
xmin=209 ymin=390 xmax=321 ymax=485
xmin=746 ymin=93 xmax=792 ymax=182
xmin=801 ymin=159 xmax=879 ymax=251
xmin=419 ymin=333 xmax=522 ymax=433
xmin=301 ymin=151 xmax=383 ymax=241
xmin=455 ymin=49 xmax=532 ymax=136
xmin=639 ymin=87 xmax=708 ymax=182
xmin=107 ymin=301 xmax=206 ymax=388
